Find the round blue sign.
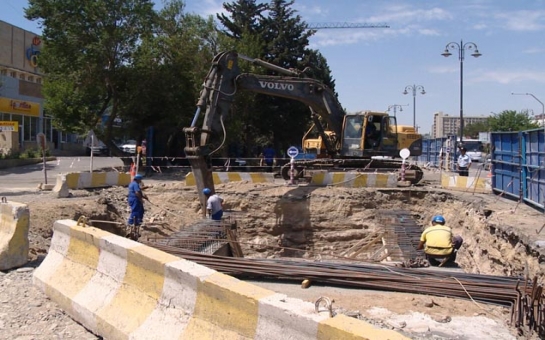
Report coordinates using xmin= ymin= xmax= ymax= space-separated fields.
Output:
xmin=287 ymin=146 xmax=299 ymax=158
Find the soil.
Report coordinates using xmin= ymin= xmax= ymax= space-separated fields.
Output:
xmin=2 ymin=170 xmax=543 ymax=339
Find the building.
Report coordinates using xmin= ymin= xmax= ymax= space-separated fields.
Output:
xmin=431 ymin=111 xmax=489 ymax=138
xmin=531 ymin=114 xmax=545 ymax=127
xmin=0 ymin=20 xmax=79 ymax=155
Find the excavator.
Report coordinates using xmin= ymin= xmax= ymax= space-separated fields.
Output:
xmin=184 ymin=51 xmax=423 ymax=209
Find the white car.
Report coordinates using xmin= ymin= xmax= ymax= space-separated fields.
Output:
xmin=120 ymin=140 xmax=137 ymax=154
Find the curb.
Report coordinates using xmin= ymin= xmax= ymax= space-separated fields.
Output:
xmin=34 ymin=220 xmax=409 ymax=340
xmin=185 ymin=172 xmax=275 ymax=186
xmin=310 ymin=172 xmax=398 ymax=188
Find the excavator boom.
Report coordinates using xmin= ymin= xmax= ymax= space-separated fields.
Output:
xmin=184 ymin=51 xmax=423 ymax=215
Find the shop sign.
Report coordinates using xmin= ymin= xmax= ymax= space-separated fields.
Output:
xmin=0 ymin=121 xmax=19 ymax=132
xmin=26 ymin=36 xmax=41 ymax=68
xmin=0 ymin=98 xmax=40 ymax=117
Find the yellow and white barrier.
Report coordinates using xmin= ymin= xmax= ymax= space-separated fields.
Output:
xmin=34 ymin=220 xmax=408 ymax=340
xmin=310 ymin=171 xmax=398 ymax=188
xmin=63 ymin=172 xmax=131 ymax=189
xmin=0 ymin=200 xmax=29 ymax=270
xmin=185 ymin=172 xmax=275 ymax=186
xmin=441 ymin=173 xmax=492 ymax=193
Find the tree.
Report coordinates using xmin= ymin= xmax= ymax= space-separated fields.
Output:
xmin=25 ymin=0 xmax=156 ymax=155
xmin=487 ymin=110 xmax=539 ymax=132
xmin=463 ymin=121 xmax=490 ymax=138
xmin=216 ymin=0 xmax=338 ymax=155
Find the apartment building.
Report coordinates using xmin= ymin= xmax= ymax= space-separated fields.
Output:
xmin=432 ymin=111 xmax=490 ymax=138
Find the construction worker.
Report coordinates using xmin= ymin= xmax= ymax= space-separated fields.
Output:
xmin=417 ymin=215 xmax=463 ymax=266
xmin=128 ymin=174 xmax=148 ymax=227
xmin=203 ymin=187 xmax=224 ymax=221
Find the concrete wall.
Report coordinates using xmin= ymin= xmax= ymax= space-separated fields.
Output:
xmin=0 ymin=200 xmax=29 ymax=270
xmin=186 ymin=172 xmax=276 ymax=186
xmin=310 ymin=171 xmax=398 ymax=188
xmin=34 ymin=220 xmax=408 ymax=340
xmin=63 ymin=172 xmax=131 ymax=189
xmin=441 ymin=173 xmax=492 ymax=193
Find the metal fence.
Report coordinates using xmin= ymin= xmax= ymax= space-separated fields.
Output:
xmin=418 ymin=130 xmax=545 ymax=211
xmin=491 ymin=129 xmax=545 ymax=210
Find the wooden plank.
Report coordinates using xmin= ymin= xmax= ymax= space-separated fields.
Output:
xmin=225 ymin=228 xmax=244 ymax=257
xmin=348 ymin=233 xmax=384 ymax=259
xmin=340 ymin=232 xmax=376 ymax=257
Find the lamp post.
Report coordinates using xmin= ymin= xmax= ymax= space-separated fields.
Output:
xmin=386 ymin=104 xmax=408 ymax=120
xmin=402 ymin=85 xmax=425 ymax=129
xmin=511 ymin=93 xmax=545 ymax=128
xmin=441 ymin=40 xmax=482 ymax=145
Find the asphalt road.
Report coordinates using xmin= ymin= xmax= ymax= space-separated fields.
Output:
xmin=0 ymin=156 xmax=124 ymax=191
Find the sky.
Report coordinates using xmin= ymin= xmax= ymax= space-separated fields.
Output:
xmin=2 ymin=0 xmax=545 ymax=134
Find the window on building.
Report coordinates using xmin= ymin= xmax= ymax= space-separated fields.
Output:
xmin=10 ymin=71 xmax=16 ymax=78
xmin=28 ymin=76 xmax=34 ymax=82
xmin=36 ymin=78 xmax=42 ymax=84
xmin=23 ymin=116 xmax=38 ymax=142
xmin=0 ymin=69 xmax=6 ymax=76
xmin=19 ymin=74 xmax=25 ymax=80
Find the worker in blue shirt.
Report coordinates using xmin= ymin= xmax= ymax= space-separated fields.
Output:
xmin=457 ymin=147 xmax=472 ymax=176
xmin=128 ymin=174 xmax=149 ymax=226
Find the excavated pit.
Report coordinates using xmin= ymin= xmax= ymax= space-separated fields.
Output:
xmin=220 ymin=184 xmax=544 ymax=278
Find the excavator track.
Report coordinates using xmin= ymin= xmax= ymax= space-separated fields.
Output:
xmin=281 ymin=158 xmax=423 ymax=185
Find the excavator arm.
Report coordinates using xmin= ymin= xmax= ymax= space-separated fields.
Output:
xmin=184 ymin=51 xmax=346 ymax=214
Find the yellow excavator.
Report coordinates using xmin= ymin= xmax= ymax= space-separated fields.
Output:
xmin=183 ymin=51 xmax=423 ymax=206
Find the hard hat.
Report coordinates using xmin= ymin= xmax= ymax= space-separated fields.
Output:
xmin=431 ymin=215 xmax=446 ymax=224
xmin=134 ymin=174 xmax=143 ymax=180
xmin=203 ymin=188 xmax=212 ymax=195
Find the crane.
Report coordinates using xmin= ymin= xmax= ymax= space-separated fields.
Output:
xmin=307 ymin=22 xmax=390 ymax=29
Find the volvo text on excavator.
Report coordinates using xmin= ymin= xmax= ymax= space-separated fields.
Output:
xmin=183 ymin=51 xmax=423 ymax=210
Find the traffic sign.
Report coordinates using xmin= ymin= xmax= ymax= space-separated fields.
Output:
xmin=36 ymin=132 xmax=46 ymax=150
xmin=287 ymin=146 xmax=299 ymax=158
xmin=399 ymin=148 xmax=410 ymax=160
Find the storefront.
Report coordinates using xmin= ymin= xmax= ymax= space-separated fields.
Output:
xmin=0 ymin=20 xmax=78 ymax=154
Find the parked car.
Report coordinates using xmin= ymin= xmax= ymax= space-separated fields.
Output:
xmin=120 ymin=140 xmax=137 ymax=154
xmin=87 ymin=144 xmax=109 ymax=156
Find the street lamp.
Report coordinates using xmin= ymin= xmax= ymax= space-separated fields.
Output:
xmin=386 ymin=104 xmax=408 ymax=120
xmin=511 ymin=92 xmax=545 ymax=128
xmin=403 ymin=85 xmax=425 ymax=128
xmin=441 ymin=40 xmax=482 ymax=144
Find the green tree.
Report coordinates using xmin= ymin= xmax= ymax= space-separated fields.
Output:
xmin=487 ymin=110 xmax=539 ymax=132
xmin=463 ymin=121 xmax=490 ymax=138
xmin=216 ymin=0 xmax=338 ymax=155
xmin=25 ymin=0 xmax=156 ymax=155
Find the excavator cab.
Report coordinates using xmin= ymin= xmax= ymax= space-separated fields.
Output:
xmin=341 ymin=113 xmax=399 ymax=157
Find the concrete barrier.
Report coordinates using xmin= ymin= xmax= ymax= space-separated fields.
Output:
xmin=34 ymin=220 xmax=408 ymax=340
xmin=0 ymin=200 xmax=29 ymax=270
xmin=63 ymin=172 xmax=131 ymax=189
xmin=441 ymin=173 xmax=492 ymax=193
xmin=186 ymin=172 xmax=276 ymax=186
xmin=310 ymin=171 xmax=398 ymax=188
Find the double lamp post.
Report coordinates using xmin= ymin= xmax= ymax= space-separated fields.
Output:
xmin=441 ymin=40 xmax=482 ymax=144
xmin=403 ymin=85 xmax=426 ymax=129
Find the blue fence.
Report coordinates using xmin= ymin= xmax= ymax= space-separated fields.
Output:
xmin=417 ymin=135 xmax=458 ymax=170
xmin=419 ymin=130 xmax=545 ymax=211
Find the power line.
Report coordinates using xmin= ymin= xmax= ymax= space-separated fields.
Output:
xmin=307 ymin=22 xmax=390 ymax=29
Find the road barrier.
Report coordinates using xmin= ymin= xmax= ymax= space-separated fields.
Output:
xmin=310 ymin=171 xmax=398 ymax=188
xmin=441 ymin=173 xmax=492 ymax=193
xmin=62 ymin=172 xmax=131 ymax=189
xmin=0 ymin=200 xmax=29 ymax=270
xmin=185 ymin=172 xmax=275 ymax=186
xmin=34 ymin=220 xmax=408 ymax=339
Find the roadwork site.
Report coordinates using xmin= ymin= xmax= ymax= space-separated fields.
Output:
xmin=1 ymin=168 xmax=545 ymax=340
